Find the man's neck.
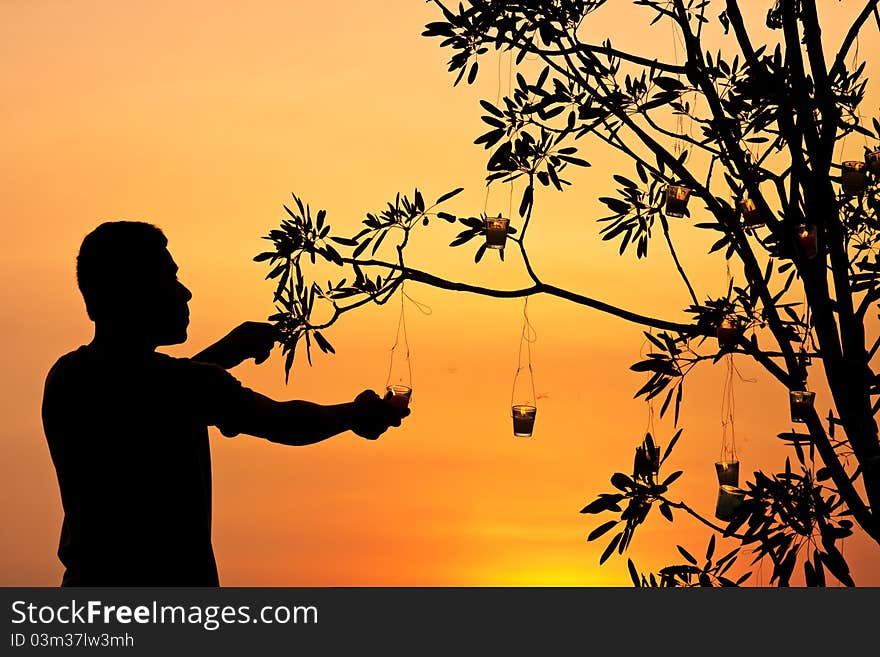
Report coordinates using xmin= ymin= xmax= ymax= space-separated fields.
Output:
xmin=91 ymin=325 xmax=157 ymax=356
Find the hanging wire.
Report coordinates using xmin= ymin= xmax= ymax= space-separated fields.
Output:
xmin=385 ymin=282 xmax=431 ymax=392
xmin=385 ymin=287 xmax=412 ymax=391
xmin=720 ymin=353 xmax=738 ymax=462
xmin=853 ymin=35 xmax=869 ymax=149
xmin=511 ymin=296 xmax=538 ymax=407
xmin=508 ymin=48 xmax=515 ymax=220
xmin=799 ymin=290 xmax=812 ymax=377
xmin=642 ymin=328 xmax=657 ymax=436
xmin=833 ymin=34 xmax=862 ymax=169
xmin=668 ymin=10 xmax=692 ymax=167
xmin=483 ymin=48 xmax=517 ymax=221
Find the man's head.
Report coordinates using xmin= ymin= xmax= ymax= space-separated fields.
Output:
xmin=76 ymin=221 xmax=192 ymax=346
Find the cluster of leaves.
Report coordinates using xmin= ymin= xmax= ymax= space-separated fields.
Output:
xmin=626 ymin=536 xmax=749 ymax=587
xmin=423 ymin=0 xmax=608 ymax=86
xmin=583 ymin=424 xmax=857 ymax=586
xmin=580 ymin=432 xmax=684 ymax=565
xmin=723 ymin=444 xmax=856 ymax=587
xmin=253 ymin=195 xmax=349 ymax=379
xmin=597 ymin=166 xmax=670 ymax=259
xmin=255 ymin=188 xmax=474 ymax=380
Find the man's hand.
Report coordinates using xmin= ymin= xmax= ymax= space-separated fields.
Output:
xmin=193 ymin=321 xmax=279 ymax=369
xmin=350 ymin=389 xmax=411 ymax=440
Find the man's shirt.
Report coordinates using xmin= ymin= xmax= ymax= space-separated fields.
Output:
xmin=41 ymin=342 xmax=256 ymax=586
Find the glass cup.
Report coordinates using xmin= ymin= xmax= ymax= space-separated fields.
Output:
xmin=511 ymin=404 xmax=537 ymax=437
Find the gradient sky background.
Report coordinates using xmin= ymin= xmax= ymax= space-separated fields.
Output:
xmin=3 ymin=0 xmax=879 ymax=586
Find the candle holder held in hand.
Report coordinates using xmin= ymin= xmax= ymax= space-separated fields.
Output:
xmin=386 ymin=384 xmax=412 ymax=410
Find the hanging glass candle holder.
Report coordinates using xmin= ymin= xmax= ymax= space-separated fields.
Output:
xmin=867 ymin=149 xmax=880 ymax=176
xmin=739 ymin=197 xmax=763 ymax=227
xmin=715 ymin=485 xmax=745 ymax=522
xmin=716 ymin=315 xmax=741 ymax=348
xmin=385 ymin=384 xmax=412 ymax=410
xmin=510 ymin=298 xmax=538 ymax=438
xmin=665 ymin=184 xmax=691 ymax=217
xmin=511 ymin=363 xmax=537 ymax=437
xmin=797 ymin=348 xmax=812 ymax=368
xmin=841 ymin=161 xmax=868 ymax=195
xmin=789 ymin=389 xmax=815 ymax=423
xmin=797 ymin=223 xmax=818 ymax=260
xmin=715 ymin=460 xmax=740 ymax=487
xmin=484 ymin=215 xmax=510 ymax=250
xmin=634 ymin=439 xmax=661 ymax=480
xmin=511 ymin=404 xmax=537 ymax=437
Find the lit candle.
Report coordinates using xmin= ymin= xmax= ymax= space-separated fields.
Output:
xmin=385 ymin=384 xmax=412 ymax=410
xmin=789 ymin=390 xmax=815 ymax=423
xmin=867 ymin=149 xmax=880 ymax=176
xmin=511 ymin=404 xmax=537 ymax=437
xmin=715 ymin=460 xmax=740 ymax=487
xmin=739 ymin=197 xmax=762 ymax=227
xmin=797 ymin=224 xmax=818 ymax=259
xmin=665 ymin=185 xmax=691 ymax=218
xmin=716 ymin=315 xmax=740 ymax=347
xmin=484 ymin=216 xmax=510 ymax=249
xmin=841 ymin=160 xmax=867 ymax=195
xmin=715 ymin=485 xmax=745 ymax=522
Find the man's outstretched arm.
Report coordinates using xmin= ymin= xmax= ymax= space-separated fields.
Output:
xmin=227 ymin=389 xmax=410 ymax=445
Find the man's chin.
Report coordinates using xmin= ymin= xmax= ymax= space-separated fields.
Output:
xmin=157 ymin=328 xmax=188 ymax=346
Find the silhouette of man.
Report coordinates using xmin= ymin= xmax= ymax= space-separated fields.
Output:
xmin=41 ymin=221 xmax=409 ymax=587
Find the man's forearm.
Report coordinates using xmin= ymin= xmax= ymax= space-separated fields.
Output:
xmin=192 ymin=343 xmax=236 ymax=369
xmin=260 ymin=400 xmax=357 ymax=446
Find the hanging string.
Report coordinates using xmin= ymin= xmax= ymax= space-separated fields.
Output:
xmin=484 ymin=48 xmax=517 ymax=221
xmin=484 ymin=48 xmax=506 ymax=217
xmin=834 ymin=34 xmax=863 ymax=169
xmin=642 ymin=329 xmax=657 ymax=436
xmin=669 ymin=13 xmax=688 ymax=166
xmin=720 ymin=353 xmax=738 ymax=462
xmin=853 ymin=35 xmax=869 ymax=149
xmin=508 ymin=48 xmax=515 ymax=220
xmin=401 ymin=286 xmax=433 ymax=317
xmin=511 ymin=296 xmax=538 ymax=407
xmin=385 ymin=281 xmax=422 ymax=388
xmin=799 ymin=290 xmax=812 ymax=377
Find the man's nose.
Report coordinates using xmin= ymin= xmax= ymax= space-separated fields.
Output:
xmin=179 ymin=282 xmax=193 ymax=301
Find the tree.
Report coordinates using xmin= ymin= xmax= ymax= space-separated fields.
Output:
xmin=255 ymin=0 xmax=880 ymax=586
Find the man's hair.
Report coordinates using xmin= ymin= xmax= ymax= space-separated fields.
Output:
xmin=76 ymin=221 xmax=169 ymax=321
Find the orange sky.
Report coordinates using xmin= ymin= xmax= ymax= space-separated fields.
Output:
xmin=2 ymin=0 xmax=879 ymax=586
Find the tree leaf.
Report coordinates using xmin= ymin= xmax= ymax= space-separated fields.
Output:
xmin=627 ymin=559 xmax=641 ymax=587
xmin=676 ymin=545 xmax=697 ymax=565
xmin=599 ymin=532 xmax=623 ymax=564
xmin=588 ymin=520 xmax=619 ymax=542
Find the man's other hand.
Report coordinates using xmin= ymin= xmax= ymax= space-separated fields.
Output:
xmin=194 ymin=321 xmax=279 ymax=369
xmin=351 ymin=389 xmax=410 ymax=440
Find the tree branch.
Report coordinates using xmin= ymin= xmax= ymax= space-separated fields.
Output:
xmin=829 ymin=0 xmax=880 ymax=81
xmin=339 ymin=255 xmax=702 ymax=335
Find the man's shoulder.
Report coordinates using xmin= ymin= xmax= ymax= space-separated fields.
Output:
xmin=44 ymin=345 xmax=92 ymax=388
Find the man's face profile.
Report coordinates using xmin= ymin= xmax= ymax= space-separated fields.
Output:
xmin=100 ymin=245 xmax=193 ymax=347
xmin=134 ymin=247 xmax=192 ymax=346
